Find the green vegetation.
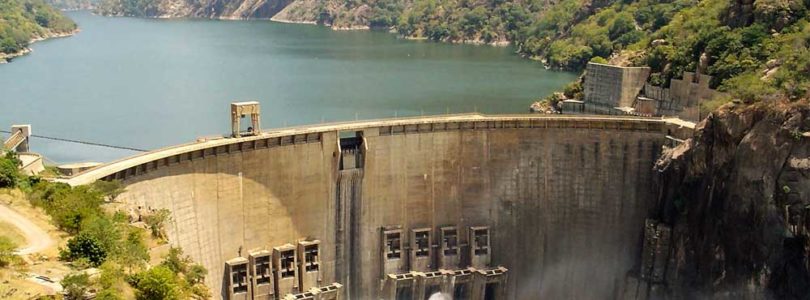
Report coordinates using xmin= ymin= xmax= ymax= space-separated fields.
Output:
xmin=90 ymin=0 xmax=810 ymax=103
xmin=29 ymin=179 xmax=211 ymax=297
xmin=95 ymin=0 xmax=158 ymax=18
xmin=0 ymin=236 xmax=20 ymax=267
xmin=61 ymin=231 xmax=108 ymax=266
xmin=46 ymin=0 xmax=96 ymax=10
xmin=0 ymin=161 xmax=211 ymax=298
xmin=131 ymin=247 xmax=210 ymax=299
xmin=0 ymin=221 xmax=26 ymax=246
xmin=0 ymin=0 xmax=76 ymax=55
xmin=392 ymin=0 xmax=809 ymax=103
xmin=133 ymin=265 xmax=183 ymax=300
xmin=397 ymin=0 xmax=537 ymax=43
xmin=62 ymin=272 xmax=91 ymax=300
xmin=143 ymin=208 xmax=170 ymax=240
xmin=23 ymin=179 xmax=210 ymax=297
xmin=0 ymin=151 xmax=22 ymax=188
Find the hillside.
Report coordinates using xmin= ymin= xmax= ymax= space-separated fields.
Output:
xmin=0 ymin=0 xmax=77 ymax=62
xmin=95 ymin=0 xmax=293 ymax=19
xmin=93 ymin=0 xmax=810 ymax=106
xmin=45 ymin=0 xmax=96 ymax=10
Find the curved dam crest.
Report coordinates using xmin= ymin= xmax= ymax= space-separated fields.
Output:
xmin=65 ymin=114 xmax=693 ymax=299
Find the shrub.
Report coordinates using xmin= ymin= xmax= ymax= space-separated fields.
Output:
xmin=119 ymin=230 xmax=149 ymax=272
xmin=80 ymin=215 xmax=123 ymax=257
xmin=144 ymin=209 xmax=171 ymax=239
xmin=96 ymin=288 xmax=125 ymax=300
xmin=134 ymin=266 xmax=183 ymax=300
xmin=62 ymin=232 xmax=108 ymax=266
xmin=161 ymin=247 xmax=188 ymax=274
xmin=62 ymin=273 xmax=91 ymax=300
xmin=29 ymin=182 xmax=104 ymax=234
xmin=563 ymin=81 xmax=584 ymax=99
xmin=186 ymin=264 xmax=207 ymax=285
xmin=589 ymin=56 xmax=609 ymax=64
xmin=720 ymin=72 xmax=778 ymax=103
xmin=0 ymin=151 xmax=22 ymax=188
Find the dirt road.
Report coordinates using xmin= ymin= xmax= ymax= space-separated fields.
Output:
xmin=0 ymin=204 xmax=53 ymax=255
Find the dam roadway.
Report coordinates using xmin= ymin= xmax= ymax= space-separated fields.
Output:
xmin=63 ymin=113 xmax=694 ymax=300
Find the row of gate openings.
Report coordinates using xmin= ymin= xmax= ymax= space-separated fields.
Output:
xmin=380 ymin=226 xmax=510 ymax=299
xmin=382 ymin=267 xmax=508 ymax=300
xmin=382 ymin=226 xmax=493 ymax=276
xmin=225 ymin=240 xmax=341 ymax=300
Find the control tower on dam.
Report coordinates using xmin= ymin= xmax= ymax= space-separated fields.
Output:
xmin=65 ymin=112 xmax=693 ymax=300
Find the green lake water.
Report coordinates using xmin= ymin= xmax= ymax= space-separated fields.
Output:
xmin=0 ymin=11 xmax=576 ymax=163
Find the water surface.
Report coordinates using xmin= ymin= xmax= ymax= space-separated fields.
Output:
xmin=0 ymin=11 xmax=576 ymax=163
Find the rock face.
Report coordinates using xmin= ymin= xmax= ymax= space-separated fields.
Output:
xmin=98 ymin=0 xmax=293 ymax=19
xmin=651 ymin=101 xmax=810 ymax=299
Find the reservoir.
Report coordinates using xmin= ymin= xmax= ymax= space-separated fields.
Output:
xmin=0 ymin=11 xmax=576 ymax=163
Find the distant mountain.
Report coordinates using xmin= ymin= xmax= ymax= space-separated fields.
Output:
xmin=46 ymin=0 xmax=98 ymax=10
xmin=95 ymin=0 xmax=293 ymax=19
xmin=0 ymin=0 xmax=77 ymax=61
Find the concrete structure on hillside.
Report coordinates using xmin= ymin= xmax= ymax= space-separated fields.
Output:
xmin=3 ymin=125 xmax=44 ymax=175
xmin=583 ymin=63 xmax=651 ymax=110
xmin=641 ymin=72 xmax=722 ymax=122
xmin=4 ymin=125 xmax=31 ymax=152
xmin=64 ymin=112 xmax=694 ymax=300
xmin=580 ymin=62 xmax=722 ymax=122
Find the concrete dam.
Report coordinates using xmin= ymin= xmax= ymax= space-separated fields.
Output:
xmin=65 ymin=113 xmax=693 ymax=300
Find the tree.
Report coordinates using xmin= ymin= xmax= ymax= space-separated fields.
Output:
xmin=62 ymin=232 xmax=108 ymax=266
xmin=119 ymin=230 xmax=149 ymax=272
xmin=609 ymin=12 xmax=636 ymax=40
xmin=81 ymin=215 xmax=123 ymax=256
xmin=0 ymin=151 xmax=21 ymax=188
xmin=135 ymin=266 xmax=183 ymax=300
xmin=32 ymin=184 xmax=105 ymax=234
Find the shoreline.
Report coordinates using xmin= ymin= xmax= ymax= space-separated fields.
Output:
xmin=269 ymin=17 xmax=317 ymax=25
xmin=0 ymin=29 xmax=79 ymax=64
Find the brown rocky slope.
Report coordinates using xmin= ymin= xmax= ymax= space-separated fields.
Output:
xmin=96 ymin=0 xmax=293 ymax=19
xmin=650 ymin=101 xmax=810 ymax=299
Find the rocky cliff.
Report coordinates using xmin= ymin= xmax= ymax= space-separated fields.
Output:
xmin=645 ymin=100 xmax=810 ymax=299
xmin=96 ymin=0 xmax=293 ymax=19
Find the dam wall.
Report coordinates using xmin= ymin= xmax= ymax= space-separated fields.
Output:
xmin=66 ymin=114 xmax=691 ymax=299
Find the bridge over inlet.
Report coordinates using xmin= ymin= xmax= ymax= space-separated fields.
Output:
xmin=60 ymin=113 xmax=693 ymax=300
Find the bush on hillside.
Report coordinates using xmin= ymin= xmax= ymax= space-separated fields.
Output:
xmin=0 ymin=152 xmax=22 ymax=188
xmin=61 ymin=232 xmax=108 ymax=267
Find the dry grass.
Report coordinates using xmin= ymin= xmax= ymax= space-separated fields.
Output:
xmin=0 ymin=221 xmax=26 ymax=246
xmin=0 ymin=269 xmax=52 ymax=300
xmin=0 ymin=188 xmax=72 ymax=298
